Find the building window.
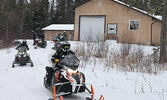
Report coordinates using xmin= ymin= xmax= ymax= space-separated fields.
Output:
xmin=98 ymin=1 xmax=102 ymax=7
xmin=129 ymin=20 xmax=140 ymax=30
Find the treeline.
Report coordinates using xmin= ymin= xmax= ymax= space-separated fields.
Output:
xmin=119 ymin=0 xmax=163 ymax=15
xmin=0 ymin=0 xmax=164 ymax=45
xmin=0 ymin=0 xmax=86 ymax=45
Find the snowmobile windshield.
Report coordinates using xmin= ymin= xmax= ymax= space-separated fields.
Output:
xmin=59 ymin=53 xmax=80 ymax=70
xmin=18 ymin=47 xmax=27 ymax=52
xmin=38 ymin=38 xmax=42 ymax=40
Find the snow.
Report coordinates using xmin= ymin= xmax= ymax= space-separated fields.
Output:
xmin=0 ymin=40 xmax=167 ymax=100
xmin=42 ymin=24 xmax=74 ymax=31
xmin=154 ymin=15 xmax=162 ymax=20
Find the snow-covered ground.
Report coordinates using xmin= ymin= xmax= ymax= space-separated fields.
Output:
xmin=0 ymin=40 xmax=167 ymax=100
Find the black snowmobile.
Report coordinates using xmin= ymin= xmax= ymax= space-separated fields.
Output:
xmin=44 ymin=53 xmax=96 ymax=100
xmin=34 ymin=37 xmax=47 ymax=49
xmin=12 ymin=46 xmax=33 ymax=68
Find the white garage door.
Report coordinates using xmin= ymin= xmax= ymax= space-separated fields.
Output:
xmin=79 ymin=16 xmax=105 ymax=41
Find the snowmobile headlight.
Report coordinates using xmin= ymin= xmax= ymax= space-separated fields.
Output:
xmin=22 ymin=52 xmax=25 ymax=55
xmin=55 ymin=59 xmax=59 ymax=63
xmin=19 ymin=52 xmax=22 ymax=55
xmin=19 ymin=52 xmax=25 ymax=55
xmin=67 ymin=68 xmax=77 ymax=74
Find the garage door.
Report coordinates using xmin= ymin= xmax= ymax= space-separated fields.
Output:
xmin=79 ymin=16 xmax=105 ymax=41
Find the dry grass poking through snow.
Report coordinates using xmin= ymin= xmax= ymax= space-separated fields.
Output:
xmin=72 ymin=41 xmax=166 ymax=74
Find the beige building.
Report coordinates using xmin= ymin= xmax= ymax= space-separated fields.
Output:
xmin=73 ymin=0 xmax=162 ymax=45
xmin=42 ymin=24 xmax=74 ymax=41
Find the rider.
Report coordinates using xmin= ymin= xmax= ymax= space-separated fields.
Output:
xmin=57 ymin=33 xmax=61 ymax=38
xmin=51 ymin=42 xmax=64 ymax=69
xmin=38 ymin=33 xmax=45 ymax=42
xmin=33 ymin=32 xmax=37 ymax=45
xmin=61 ymin=31 xmax=67 ymax=41
xmin=46 ymin=41 xmax=75 ymax=86
xmin=16 ymin=40 xmax=29 ymax=50
xmin=46 ymin=42 xmax=64 ymax=86
xmin=62 ymin=31 xmax=66 ymax=37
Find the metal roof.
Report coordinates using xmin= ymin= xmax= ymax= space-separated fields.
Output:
xmin=42 ymin=24 xmax=74 ymax=31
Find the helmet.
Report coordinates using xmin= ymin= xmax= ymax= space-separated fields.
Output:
xmin=63 ymin=31 xmax=66 ymax=33
xmin=62 ymin=41 xmax=70 ymax=52
xmin=54 ymin=42 xmax=62 ymax=50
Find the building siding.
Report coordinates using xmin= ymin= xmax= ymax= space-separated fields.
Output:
xmin=74 ymin=0 xmax=161 ymax=45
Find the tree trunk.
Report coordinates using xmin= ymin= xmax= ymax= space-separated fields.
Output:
xmin=159 ymin=2 xmax=167 ymax=64
xmin=19 ymin=10 xmax=24 ymax=39
xmin=5 ymin=13 xmax=9 ymax=43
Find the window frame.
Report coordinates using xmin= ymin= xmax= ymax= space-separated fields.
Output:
xmin=129 ymin=20 xmax=140 ymax=31
xmin=98 ymin=1 xmax=102 ymax=7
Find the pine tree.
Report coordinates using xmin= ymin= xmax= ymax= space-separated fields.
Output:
xmin=74 ymin=0 xmax=86 ymax=5
xmin=49 ymin=0 xmax=56 ymax=24
xmin=16 ymin=0 xmax=26 ymax=38
xmin=149 ymin=0 xmax=163 ymax=15
xmin=24 ymin=0 xmax=49 ymax=33
xmin=53 ymin=0 xmax=74 ymax=24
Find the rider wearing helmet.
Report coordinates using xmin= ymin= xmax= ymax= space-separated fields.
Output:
xmin=16 ymin=40 xmax=29 ymax=50
xmin=51 ymin=42 xmax=64 ymax=67
xmin=46 ymin=42 xmax=64 ymax=86
xmin=62 ymin=31 xmax=66 ymax=37
xmin=61 ymin=31 xmax=67 ymax=41
xmin=61 ymin=41 xmax=74 ymax=56
xmin=46 ymin=41 xmax=75 ymax=86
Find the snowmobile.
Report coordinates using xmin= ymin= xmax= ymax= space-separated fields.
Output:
xmin=53 ymin=33 xmax=67 ymax=43
xmin=12 ymin=46 xmax=33 ymax=68
xmin=34 ymin=38 xmax=47 ymax=49
xmin=44 ymin=53 xmax=97 ymax=100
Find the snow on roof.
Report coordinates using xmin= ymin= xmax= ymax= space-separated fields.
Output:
xmin=154 ymin=15 xmax=162 ymax=20
xmin=113 ymin=0 xmax=162 ymax=21
xmin=42 ymin=24 xmax=74 ymax=31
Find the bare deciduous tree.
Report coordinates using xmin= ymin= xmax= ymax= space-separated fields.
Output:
xmin=159 ymin=1 xmax=167 ymax=64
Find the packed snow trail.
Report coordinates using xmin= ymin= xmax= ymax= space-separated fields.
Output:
xmin=0 ymin=41 xmax=89 ymax=100
xmin=0 ymin=40 xmax=167 ymax=100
